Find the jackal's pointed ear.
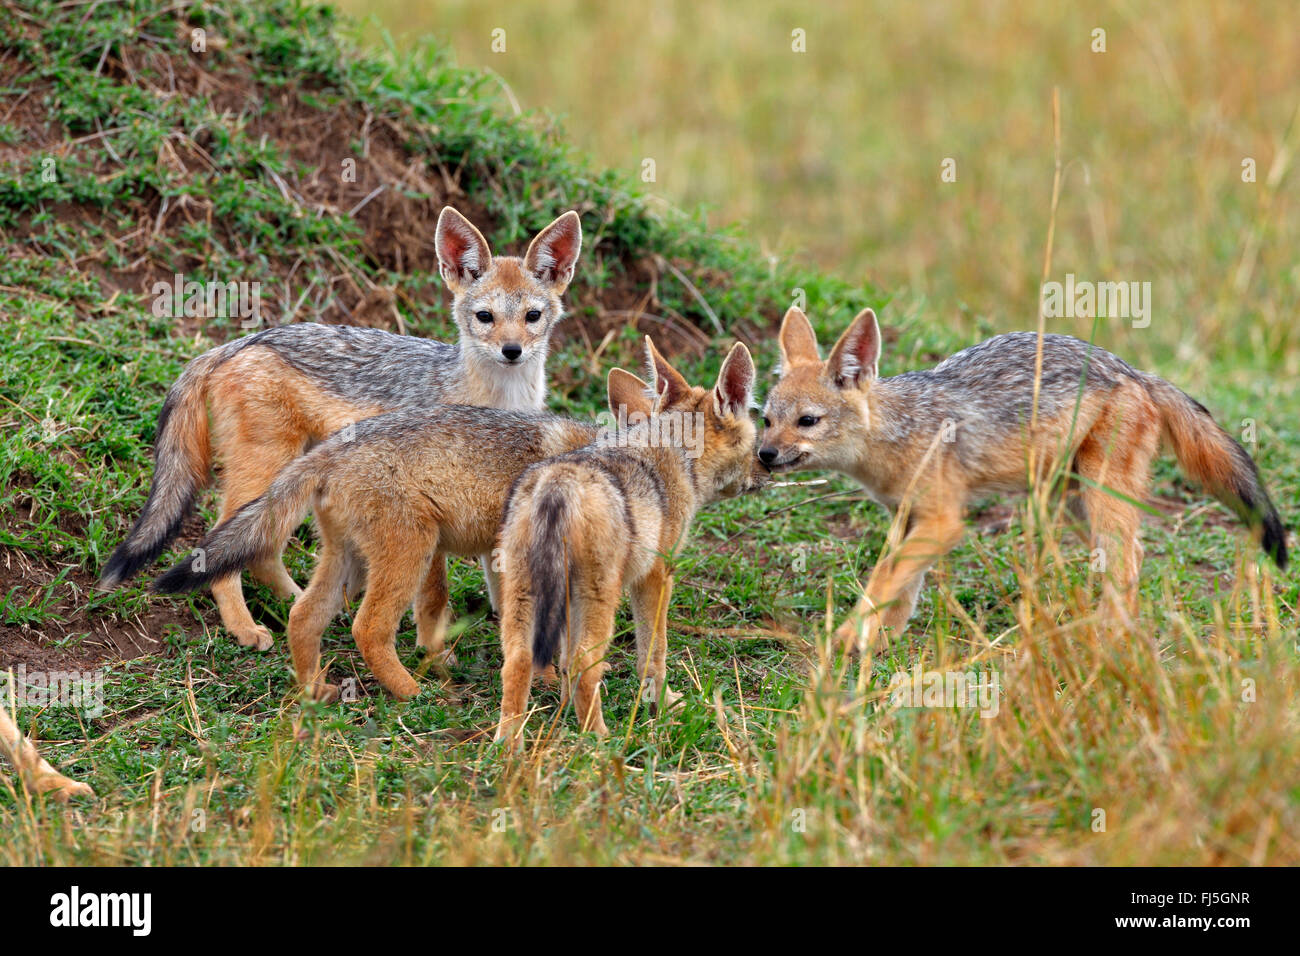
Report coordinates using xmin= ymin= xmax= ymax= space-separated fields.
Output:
xmin=778 ymin=307 xmax=820 ymax=370
xmin=644 ymin=336 xmax=691 ymax=411
xmin=607 ymin=368 xmax=653 ymax=419
xmin=525 ymin=211 xmax=583 ymax=292
xmin=436 ymin=207 xmax=492 ymax=293
xmin=713 ymin=342 xmax=755 ymax=419
xmin=827 ymin=308 xmax=881 ymax=389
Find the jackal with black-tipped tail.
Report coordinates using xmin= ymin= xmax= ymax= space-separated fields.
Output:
xmin=758 ymin=307 xmax=1288 ymax=652
xmin=152 ymin=402 xmax=608 ymax=701
xmin=494 ymin=338 xmax=769 ymax=746
xmin=100 ymin=207 xmax=582 ymax=652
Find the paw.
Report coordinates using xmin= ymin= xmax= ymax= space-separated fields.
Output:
xmin=1099 ymin=587 xmax=1139 ymax=631
xmin=35 ymin=773 xmax=94 ymax=802
xmin=536 ymin=664 xmax=560 ymax=685
xmin=270 ymin=581 xmax=304 ymax=601
xmin=235 ymin=624 xmax=274 ymax=652
xmin=415 ymin=618 xmax=449 ymax=655
xmin=418 ymin=642 xmax=458 ymax=668
xmin=641 ymin=678 xmax=684 ymax=715
xmin=834 ymin=616 xmax=878 ymax=655
xmin=387 ymin=676 xmax=420 ymax=701
xmin=305 ymin=682 xmax=340 ymax=704
xmin=494 ymin=722 xmax=526 ymax=752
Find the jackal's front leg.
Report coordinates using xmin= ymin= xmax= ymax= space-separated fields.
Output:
xmin=0 ymin=702 xmax=93 ymax=801
xmin=835 ymin=509 xmax=965 ymax=654
xmin=629 ymin=561 xmax=683 ymax=714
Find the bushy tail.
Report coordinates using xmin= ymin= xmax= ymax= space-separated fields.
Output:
xmin=99 ymin=344 xmax=234 ymax=588
xmin=528 ymin=483 xmax=580 ymax=671
xmin=151 ymin=453 xmax=324 ymax=594
xmin=1146 ymin=376 xmax=1288 ymax=568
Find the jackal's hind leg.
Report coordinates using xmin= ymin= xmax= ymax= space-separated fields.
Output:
xmin=1074 ymin=413 xmax=1158 ymax=625
xmin=570 ymin=596 xmax=617 ymax=737
xmin=250 ymin=554 xmax=303 ymax=602
xmin=210 ymin=436 xmax=307 ymax=650
xmin=495 ymin=574 xmax=535 ymax=749
xmin=629 ymin=561 xmax=682 ymax=714
xmin=340 ymin=545 xmax=367 ymax=600
xmin=288 ymin=515 xmax=350 ymax=702
xmin=415 ymin=555 xmax=456 ymax=666
xmin=1082 ymin=490 xmax=1145 ymax=624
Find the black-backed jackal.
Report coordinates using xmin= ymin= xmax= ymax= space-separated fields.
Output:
xmin=758 ymin=307 xmax=1287 ymax=652
xmin=101 ymin=208 xmax=582 ymax=651
xmin=494 ymin=339 xmax=767 ymax=745
xmin=152 ymin=403 xmax=606 ymax=700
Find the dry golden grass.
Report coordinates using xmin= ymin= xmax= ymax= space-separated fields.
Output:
xmin=339 ymin=0 xmax=1300 ymax=377
xmin=8 ymin=510 xmax=1292 ymax=866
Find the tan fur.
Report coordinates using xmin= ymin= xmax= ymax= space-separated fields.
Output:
xmin=164 ymin=210 xmax=580 ymax=650
xmin=494 ymin=341 xmax=767 ymax=747
xmin=0 ymin=697 xmax=93 ymax=801
xmin=760 ymin=307 xmax=1280 ymax=653
xmin=285 ymin=414 xmax=599 ymax=702
xmin=830 ymin=382 xmax=1159 ymax=646
xmin=206 ymin=353 xmax=379 ymax=649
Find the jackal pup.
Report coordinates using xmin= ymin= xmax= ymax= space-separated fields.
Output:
xmin=759 ymin=307 xmax=1287 ymax=651
xmin=101 ymin=207 xmax=582 ymax=651
xmin=150 ymin=392 xmax=653 ymax=699
xmin=495 ymin=338 xmax=766 ymax=745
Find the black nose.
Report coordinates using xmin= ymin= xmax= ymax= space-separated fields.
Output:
xmin=501 ymin=344 xmax=523 ymax=361
xmin=758 ymin=447 xmax=778 ymax=466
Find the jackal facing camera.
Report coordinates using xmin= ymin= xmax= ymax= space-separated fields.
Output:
xmin=101 ymin=207 xmax=582 ymax=652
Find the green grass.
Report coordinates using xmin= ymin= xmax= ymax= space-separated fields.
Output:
xmin=1 ymin=0 xmax=1297 ymax=865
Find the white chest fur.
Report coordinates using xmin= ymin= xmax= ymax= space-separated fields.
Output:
xmin=452 ymin=351 xmax=547 ymax=411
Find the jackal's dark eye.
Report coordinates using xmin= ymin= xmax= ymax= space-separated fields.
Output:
xmin=762 ymin=416 xmax=771 ymax=429
xmin=525 ymin=309 xmax=542 ymax=323
xmin=475 ymin=311 xmax=493 ymax=323
xmin=797 ymin=415 xmax=820 ymax=428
